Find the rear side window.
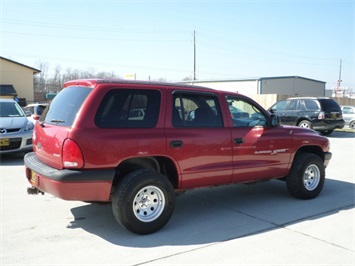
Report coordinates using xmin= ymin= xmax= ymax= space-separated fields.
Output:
xmin=95 ymin=89 xmax=161 ymax=128
xmin=172 ymin=92 xmax=223 ymax=127
xmin=304 ymin=100 xmax=320 ymax=111
xmin=41 ymin=86 xmax=92 ymax=126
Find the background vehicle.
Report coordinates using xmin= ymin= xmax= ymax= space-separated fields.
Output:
xmin=23 ymin=103 xmax=49 ymax=123
xmin=0 ymin=99 xmax=34 ymax=154
xmin=268 ymin=97 xmax=344 ymax=135
xmin=341 ymin=105 xmax=355 ymax=129
xmin=25 ymin=80 xmax=331 ymax=235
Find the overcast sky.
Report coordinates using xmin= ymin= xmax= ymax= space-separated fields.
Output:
xmin=1 ymin=0 xmax=353 ymax=91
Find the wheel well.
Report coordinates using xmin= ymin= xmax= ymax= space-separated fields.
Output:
xmin=296 ymin=118 xmax=311 ymax=126
xmin=112 ymin=156 xmax=179 ymax=194
xmin=295 ymin=146 xmax=325 ymax=162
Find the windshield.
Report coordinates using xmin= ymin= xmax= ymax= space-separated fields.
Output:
xmin=41 ymin=86 xmax=92 ymax=126
xmin=0 ymin=102 xmax=25 ymax=117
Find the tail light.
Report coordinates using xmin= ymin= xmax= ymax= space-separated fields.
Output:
xmin=318 ymin=111 xmax=325 ymax=119
xmin=62 ymin=139 xmax=84 ymax=168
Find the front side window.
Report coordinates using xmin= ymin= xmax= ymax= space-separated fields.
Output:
xmin=226 ymin=96 xmax=267 ymax=127
xmin=172 ymin=92 xmax=223 ymax=127
xmin=271 ymin=100 xmax=287 ymax=111
xmin=95 ymin=89 xmax=161 ymax=128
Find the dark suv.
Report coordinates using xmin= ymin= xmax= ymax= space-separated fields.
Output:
xmin=269 ymin=97 xmax=344 ymax=135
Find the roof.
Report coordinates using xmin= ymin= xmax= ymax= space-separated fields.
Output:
xmin=64 ymin=78 xmax=216 ymax=91
xmin=180 ymin=75 xmax=326 ymax=84
xmin=0 ymin=98 xmax=16 ymax=103
xmin=0 ymin=56 xmax=41 ymax=74
xmin=0 ymin=85 xmax=17 ymax=96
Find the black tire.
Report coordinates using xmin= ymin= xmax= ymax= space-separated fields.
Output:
xmin=298 ymin=120 xmax=312 ymax=129
xmin=319 ymin=129 xmax=334 ymax=136
xmin=112 ymin=169 xmax=175 ymax=235
xmin=286 ymin=153 xmax=325 ymax=199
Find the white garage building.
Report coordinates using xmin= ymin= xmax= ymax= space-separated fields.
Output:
xmin=181 ymin=76 xmax=326 ymax=97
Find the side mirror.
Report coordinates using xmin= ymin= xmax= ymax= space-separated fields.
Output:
xmin=25 ymin=111 xmax=32 ymax=117
xmin=270 ymin=114 xmax=281 ymax=127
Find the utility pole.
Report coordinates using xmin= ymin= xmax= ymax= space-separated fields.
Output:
xmin=337 ymin=58 xmax=342 ymax=88
xmin=334 ymin=58 xmax=342 ymax=97
xmin=193 ymin=30 xmax=196 ymax=80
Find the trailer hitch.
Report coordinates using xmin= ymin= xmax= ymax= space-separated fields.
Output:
xmin=27 ymin=186 xmax=44 ymax=195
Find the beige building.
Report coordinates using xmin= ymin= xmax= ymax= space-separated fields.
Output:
xmin=0 ymin=56 xmax=40 ymax=105
xmin=181 ymin=76 xmax=326 ymax=97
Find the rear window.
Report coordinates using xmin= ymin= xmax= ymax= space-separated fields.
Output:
xmin=40 ymin=86 xmax=92 ymax=126
xmin=95 ymin=89 xmax=161 ymax=128
xmin=318 ymin=99 xmax=341 ymax=112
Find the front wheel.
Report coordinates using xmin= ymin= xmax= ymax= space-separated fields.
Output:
xmin=286 ymin=153 xmax=325 ymax=199
xmin=350 ymin=121 xmax=355 ymax=130
xmin=112 ymin=169 xmax=175 ymax=235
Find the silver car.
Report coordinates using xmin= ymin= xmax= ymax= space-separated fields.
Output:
xmin=341 ymin=106 xmax=355 ymax=129
xmin=0 ymin=99 xmax=34 ymax=154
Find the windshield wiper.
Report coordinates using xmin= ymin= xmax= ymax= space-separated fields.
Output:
xmin=50 ymin=119 xmax=65 ymax=124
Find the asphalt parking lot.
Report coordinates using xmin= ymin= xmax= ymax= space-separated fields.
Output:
xmin=1 ymin=130 xmax=354 ymax=265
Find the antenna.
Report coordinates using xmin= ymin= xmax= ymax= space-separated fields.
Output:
xmin=193 ymin=30 xmax=196 ymax=80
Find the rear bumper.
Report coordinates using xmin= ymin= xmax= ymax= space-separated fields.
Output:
xmin=24 ymin=152 xmax=115 ymax=201
xmin=312 ymin=119 xmax=345 ymax=131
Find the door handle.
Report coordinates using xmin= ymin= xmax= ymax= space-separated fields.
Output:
xmin=170 ymin=140 xmax=183 ymax=148
xmin=234 ymin=138 xmax=244 ymax=144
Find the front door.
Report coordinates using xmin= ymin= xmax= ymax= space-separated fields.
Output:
xmin=224 ymin=95 xmax=292 ymax=183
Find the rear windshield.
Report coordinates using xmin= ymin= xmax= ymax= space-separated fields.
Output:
xmin=40 ymin=86 xmax=92 ymax=126
xmin=318 ymin=99 xmax=341 ymax=112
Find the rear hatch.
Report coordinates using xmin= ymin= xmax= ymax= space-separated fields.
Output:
xmin=34 ymin=86 xmax=93 ymax=169
xmin=318 ymin=99 xmax=343 ymax=120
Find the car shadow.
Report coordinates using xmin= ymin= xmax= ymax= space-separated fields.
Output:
xmin=330 ymin=130 xmax=355 ymax=138
xmin=68 ymin=178 xmax=355 ymax=247
xmin=0 ymin=153 xmax=25 ymax=166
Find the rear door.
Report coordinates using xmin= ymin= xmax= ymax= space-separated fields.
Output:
xmin=165 ymin=90 xmax=233 ymax=189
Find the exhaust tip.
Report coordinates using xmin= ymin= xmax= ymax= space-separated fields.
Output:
xmin=27 ymin=186 xmax=44 ymax=195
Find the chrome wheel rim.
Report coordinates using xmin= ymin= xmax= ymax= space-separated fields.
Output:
xmin=133 ymin=186 xmax=165 ymax=222
xmin=303 ymin=164 xmax=320 ymax=191
xmin=299 ymin=122 xmax=310 ymax=128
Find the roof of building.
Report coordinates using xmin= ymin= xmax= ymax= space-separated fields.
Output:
xmin=0 ymin=56 xmax=41 ymax=74
xmin=180 ymin=75 xmax=326 ymax=84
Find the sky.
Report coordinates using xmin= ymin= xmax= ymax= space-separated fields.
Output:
xmin=0 ymin=0 xmax=354 ymax=91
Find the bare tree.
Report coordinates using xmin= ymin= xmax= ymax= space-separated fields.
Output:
xmin=34 ymin=61 xmax=49 ymax=92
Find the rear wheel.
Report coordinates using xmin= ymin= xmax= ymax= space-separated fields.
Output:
xmin=319 ymin=129 xmax=334 ymax=136
xmin=286 ymin=153 xmax=325 ymax=199
xmin=112 ymin=169 xmax=175 ymax=235
xmin=298 ymin=120 xmax=312 ymax=129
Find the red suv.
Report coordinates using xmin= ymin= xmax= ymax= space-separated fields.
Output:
xmin=25 ymin=79 xmax=332 ymax=234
